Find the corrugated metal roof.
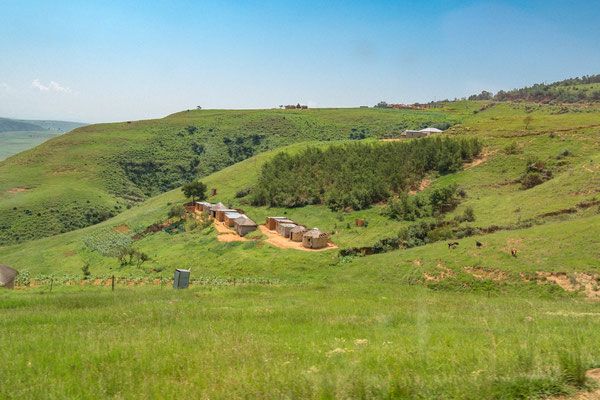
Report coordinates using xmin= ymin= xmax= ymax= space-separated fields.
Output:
xmin=224 ymin=212 xmax=243 ymax=219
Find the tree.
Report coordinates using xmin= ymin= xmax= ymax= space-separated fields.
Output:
xmin=182 ymin=180 xmax=207 ymax=204
xmin=296 ymin=103 xmax=301 ymax=109
xmin=375 ymin=101 xmax=389 ymax=108
xmin=523 ymin=115 xmax=534 ymax=130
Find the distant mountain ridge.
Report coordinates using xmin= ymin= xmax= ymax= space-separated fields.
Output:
xmin=0 ymin=117 xmax=87 ymax=133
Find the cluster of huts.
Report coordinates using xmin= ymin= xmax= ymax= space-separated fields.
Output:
xmin=194 ymin=201 xmax=258 ymax=237
xmin=265 ymin=216 xmax=329 ymax=249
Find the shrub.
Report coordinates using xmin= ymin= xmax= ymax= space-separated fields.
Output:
xmin=559 ymin=350 xmax=588 ymax=388
xmin=521 ymin=172 xmax=544 ymax=189
xmin=503 ymin=141 xmax=520 ymax=155
xmin=235 ymin=186 xmax=254 ymax=198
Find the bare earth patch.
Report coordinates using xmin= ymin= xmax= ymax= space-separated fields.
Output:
xmin=463 ymin=266 xmax=508 ymax=281
xmin=537 ymin=272 xmax=600 ymax=299
xmin=423 ymin=262 xmax=454 ymax=282
xmin=258 ymin=225 xmax=337 ymax=251
xmin=1 ymin=186 xmax=35 ymax=197
xmin=409 ymin=176 xmax=432 ymax=195
xmin=552 ymin=369 xmax=600 ymax=400
xmin=113 ymin=225 xmax=131 ymax=233
xmin=63 ymin=251 xmax=77 ymax=257
xmin=213 ymin=220 xmax=248 ymax=242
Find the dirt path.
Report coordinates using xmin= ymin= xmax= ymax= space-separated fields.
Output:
xmin=212 ymin=220 xmax=248 ymax=242
xmin=464 ymin=150 xmax=498 ymax=170
xmin=258 ymin=225 xmax=337 ymax=251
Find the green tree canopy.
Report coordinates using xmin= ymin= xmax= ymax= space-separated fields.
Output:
xmin=182 ymin=180 xmax=207 ymax=204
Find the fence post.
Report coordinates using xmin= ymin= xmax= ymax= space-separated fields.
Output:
xmin=112 ymin=275 xmax=115 ymax=291
xmin=50 ymin=279 xmax=53 ymax=292
xmin=233 ymin=278 xmax=236 ymax=287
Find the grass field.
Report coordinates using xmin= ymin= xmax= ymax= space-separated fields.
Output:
xmin=1 ymin=284 xmax=599 ymax=399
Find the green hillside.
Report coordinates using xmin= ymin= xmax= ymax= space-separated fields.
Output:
xmin=1 ymin=100 xmax=600 ymax=399
xmin=0 ymin=108 xmax=458 ymax=245
xmin=1 ymin=101 xmax=598 ymax=279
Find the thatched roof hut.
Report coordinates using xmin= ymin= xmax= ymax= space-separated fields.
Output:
xmin=209 ymin=202 xmax=227 ymax=217
xmin=302 ymin=228 xmax=328 ymax=249
xmin=234 ymin=215 xmax=258 ymax=236
xmin=290 ymin=225 xmax=307 ymax=242
xmin=0 ymin=265 xmax=18 ymax=289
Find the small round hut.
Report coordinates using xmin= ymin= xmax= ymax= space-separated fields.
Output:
xmin=302 ymin=229 xmax=328 ymax=249
xmin=290 ymin=225 xmax=307 ymax=242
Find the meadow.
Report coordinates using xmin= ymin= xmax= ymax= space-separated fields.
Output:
xmin=1 ymin=283 xmax=599 ymax=399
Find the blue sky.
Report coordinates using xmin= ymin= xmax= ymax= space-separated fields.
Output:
xmin=1 ymin=0 xmax=599 ymax=122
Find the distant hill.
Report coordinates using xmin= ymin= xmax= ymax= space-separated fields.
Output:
xmin=0 ymin=117 xmax=87 ymax=161
xmin=469 ymin=74 xmax=600 ymax=104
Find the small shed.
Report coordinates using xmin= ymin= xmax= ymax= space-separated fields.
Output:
xmin=234 ymin=215 xmax=258 ymax=236
xmin=0 ymin=265 xmax=19 ymax=289
xmin=277 ymin=223 xmax=297 ymax=238
xmin=290 ymin=225 xmax=307 ymax=242
xmin=224 ymin=211 xmax=243 ymax=227
xmin=210 ymin=202 xmax=227 ymax=218
xmin=265 ymin=217 xmax=286 ymax=230
xmin=302 ymin=229 xmax=328 ymax=249
xmin=195 ymin=201 xmax=211 ymax=212
xmin=274 ymin=218 xmax=294 ymax=232
xmin=216 ymin=209 xmax=237 ymax=222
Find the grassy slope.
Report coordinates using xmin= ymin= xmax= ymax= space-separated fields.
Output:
xmin=0 ymin=102 xmax=598 ymax=281
xmin=1 ymin=101 xmax=600 ymax=399
xmin=0 ymin=108 xmax=457 ymax=244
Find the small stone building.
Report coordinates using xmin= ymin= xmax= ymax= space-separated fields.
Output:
xmin=266 ymin=217 xmax=290 ymax=230
xmin=216 ymin=209 xmax=237 ymax=222
xmin=234 ymin=216 xmax=258 ymax=236
xmin=277 ymin=223 xmax=296 ymax=238
xmin=0 ymin=265 xmax=18 ymax=289
xmin=290 ymin=225 xmax=307 ymax=242
xmin=302 ymin=229 xmax=328 ymax=249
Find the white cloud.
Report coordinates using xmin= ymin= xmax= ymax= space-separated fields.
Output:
xmin=31 ymin=79 xmax=72 ymax=93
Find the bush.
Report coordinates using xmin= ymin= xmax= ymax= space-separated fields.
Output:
xmin=235 ymin=186 xmax=254 ymax=198
xmin=559 ymin=350 xmax=588 ymax=388
xmin=503 ymin=141 xmax=520 ymax=155
xmin=521 ymin=172 xmax=544 ymax=189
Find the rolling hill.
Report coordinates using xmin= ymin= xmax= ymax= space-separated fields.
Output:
xmin=2 ymin=100 xmax=600 ymax=399
xmin=0 ymin=108 xmax=458 ymax=245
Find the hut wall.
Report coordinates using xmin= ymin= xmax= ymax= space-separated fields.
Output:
xmin=290 ymin=230 xmax=305 ymax=242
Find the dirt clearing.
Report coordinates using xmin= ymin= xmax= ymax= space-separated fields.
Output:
xmin=258 ymin=225 xmax=337 ymax=251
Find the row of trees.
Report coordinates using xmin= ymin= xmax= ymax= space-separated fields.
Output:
xmin=248 ymin=137 xmax=481 ymax=211
xmin=469 ymin=74 xmax=600 ymax=104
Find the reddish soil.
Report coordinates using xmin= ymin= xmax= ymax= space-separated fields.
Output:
xmin=1 ymin=186 xmax=34 ymax=197
xmin=464 ymin=150 xmax=498 ymax=170
xmin=113 ymin=225 xmax=131 ymax=233
xmin=212 ymin=220 xmax=248 ymax=242
xmin=258 ymin=225 xmax=337 ymax=251
xmin=63 ymin=251 xmax=77 ymax=257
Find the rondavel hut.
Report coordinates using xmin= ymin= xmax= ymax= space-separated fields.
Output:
xmin=302 ymin=229 xmax=329 ymax=249
xmin=0 ymin=265 xmax=19 ymax=289
xmin=234 ymin=215 xmax=258 ymax=236
xmin=209 ymin=202 xmax=227 ymax=218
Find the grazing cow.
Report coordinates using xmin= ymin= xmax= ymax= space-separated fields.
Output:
xmin=476 ymin=241 xmax=483 ymax=248
xmin=448 ymin=242 xmax=459 ymax=249
xmin=511 ymin=248 xmax=518 ymax=257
